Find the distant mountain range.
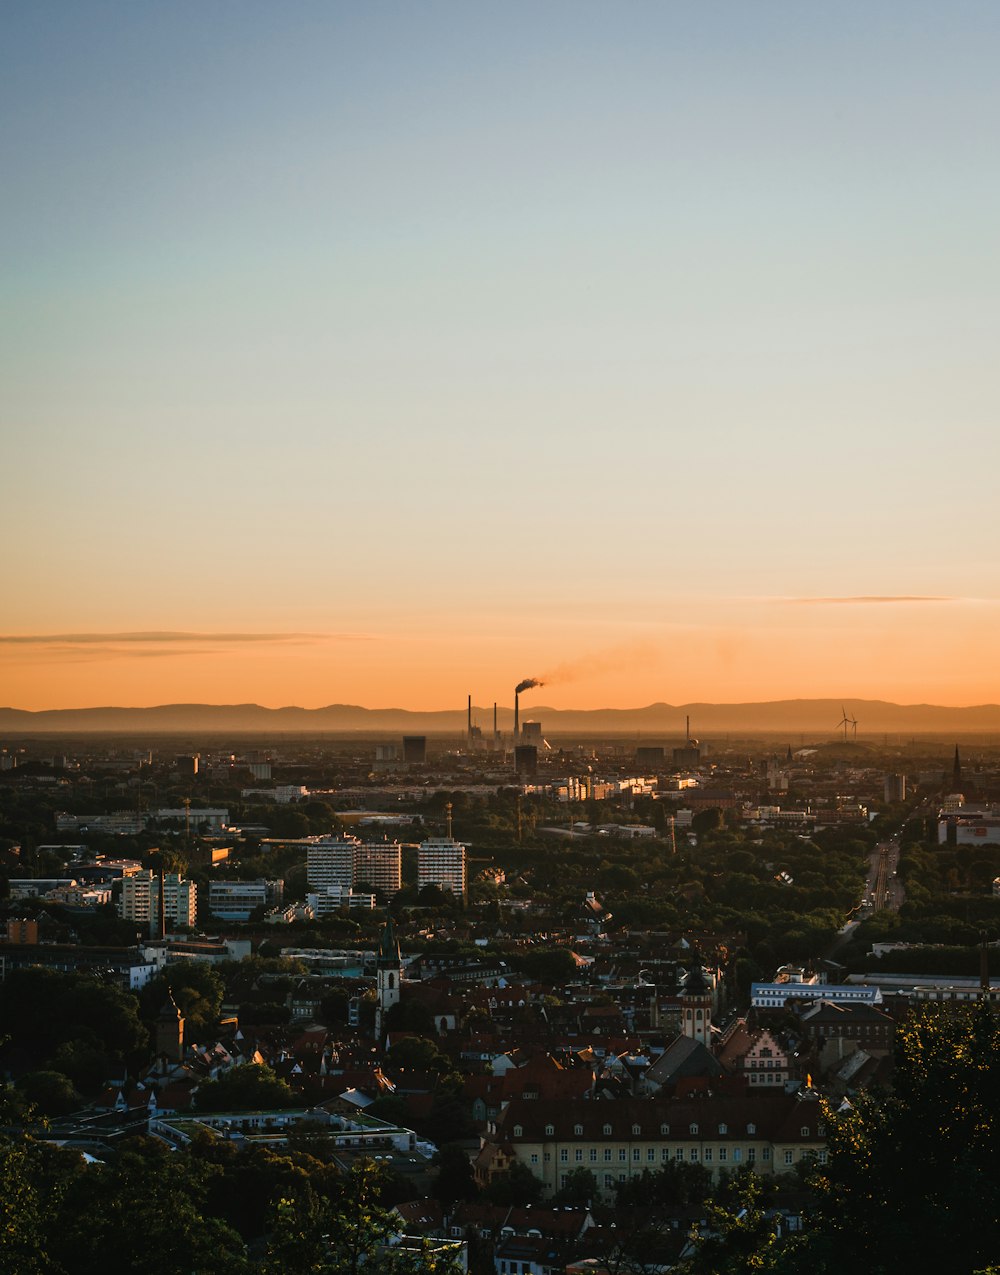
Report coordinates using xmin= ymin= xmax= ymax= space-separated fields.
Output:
xmin=1 ymin=699 xmax=1000 ymax=735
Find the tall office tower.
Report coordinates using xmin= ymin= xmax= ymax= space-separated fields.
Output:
xmin=306 ymin=836 xmax=360 ymax=892
xmin=402 ymin=736 xmax=427 ymax=764
xmin=352 ymin=840 xmax=402 ymax=896
xmin=119 ymin=870 xmax=197 ymax=932
xmin=417 ymin=836 xmax=467 ymax=900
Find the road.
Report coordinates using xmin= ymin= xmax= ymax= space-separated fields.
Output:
xmin=828 ymin=837 xmax=906 ymax=956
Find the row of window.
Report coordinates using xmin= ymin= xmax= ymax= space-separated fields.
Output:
xmin=529 ymin=1144 xmax=828 ymax=1167
xmin=516 ymin=1121 xmax=821 ymax=1139
xmin=541 ymin=1146 xmax=829 ymax=1183
xmin=528 ymin=1120 xmax=761 ymax=1138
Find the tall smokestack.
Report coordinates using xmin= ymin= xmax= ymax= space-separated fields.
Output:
xmin=514 ymin=691 xmax=519 ymax=741
xmin=686 ymin=714 xmax=690 ymax=742
xmin=467 ymin=694 xmax=472 ymax=739
xmin=493 ymin=702 xmax=498 ymax=737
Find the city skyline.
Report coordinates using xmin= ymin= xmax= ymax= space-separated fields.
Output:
xmin=4 ymin=3 xmax=1000 ymax=710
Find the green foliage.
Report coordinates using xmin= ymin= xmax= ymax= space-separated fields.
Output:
xmin=15 ymin=1070 xmax=81 ymax=1116
xmin=483 ymin=1160 xmax=544 ymax=1206
xmin=139 ymin=960 xmax=224 ymax=1039
xmin=194 ymin=1063 xmax=297 ymax=1113
xmin=0 ymin=968 xmax=149 ymax=1075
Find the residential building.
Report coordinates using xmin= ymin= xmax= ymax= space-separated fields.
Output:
xmin=307 ymin=836 xmax=360 ymax=892
xmin=480 ymin=1093 xmax=826 ymax=1201
xmin=352 ymin=840 xmax=402 ymax=895
xmin=119 ymin=871 xmax=197 ymax=932
xmin=418 ymin=836 xmax=467 ymax=900
xmin=207 ymin=879 xmax=283 ymax=921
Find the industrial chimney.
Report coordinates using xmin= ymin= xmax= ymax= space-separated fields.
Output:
xmin=514 ymin=691 xmax=520 ymax=741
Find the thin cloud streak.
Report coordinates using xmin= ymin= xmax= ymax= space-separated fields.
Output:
xmin=0 ymin=631 xmax=371 ymax=646
xmin=779 ymin=596 xmax=957 ymax=606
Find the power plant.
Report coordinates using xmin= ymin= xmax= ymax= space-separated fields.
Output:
xmin=465 ymin=680 xmax=544 ymax=750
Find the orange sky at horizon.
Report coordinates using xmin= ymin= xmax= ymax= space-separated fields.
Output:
xmin=4 ymin=597 xmax=999 ymax=711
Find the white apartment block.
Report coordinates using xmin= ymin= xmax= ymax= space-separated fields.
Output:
xmin=207 ymin=879 xmax=283 ymax=921
xmin=417 ymin=837 xmax=467 ymax=899
xmin=306 ymin=837 xmax=359 ymax=892
xmin=119 ymin=871 xmax=197 ymax=930
xmin=306 ymin=886 xmax=376 ymax=916
xmin=351 ymin=841 xmax=402 ymax=895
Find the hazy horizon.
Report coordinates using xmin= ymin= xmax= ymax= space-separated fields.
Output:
xmin=4 ymin=3 xmax=999 ymax=711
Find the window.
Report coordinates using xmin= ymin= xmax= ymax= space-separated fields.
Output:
xmin=733 ymin=1148 xmax=742 ymax=1162
xmin=660 ymin=1123 xmax=670 ymax=1135
xmin=575 ymin=1124 xmax=584 ymax=1136
xmin=704 ymin=1147 xmax=713 ymax=1163
xmin=545 ymin=1124 xmax=554 ymax=1136
xmin=590 ymin=1149 xmax=597 ymax=1163
xmin=513 ymin=1125 xmax=522 ymax=1138
xmin=748 ymin=1147 xmax=756 ymax=1163
xmin=544 ymin=1152 xmax=551 ymax=1163
xmin=762 ymin=1147 xmax=771 ymax=1161
xmin=689 ymin=1148 xmax=699 ymax=1161
xmin=718 ymin=1147 xmax=728 ymax=1162
xmin=661 ymin=1148 xmax=670 ymax=1162
xmin=619 ymin=1149 xmax=627 ymax=1162
xmin=747 ymin=1123 xmax=756 ymax=1135
xmin=603 ymin=1123 xmax=612 ymax=1136
xmin=632 ymin=1149 xmax=640 ymax=1162
xmin=604 ymin=1175 xmax=614 ymax=1188
xmin=604 ymin=1149 xmax=612 ymax=1162
xmin=718 ymin=1123 xmax=728 ymax=1135
xmin=785 ymin=1150 xmax=794 ymax=1165
xmin=575 ymin=1149 xmax=583 ymax=1162
xmin=818 ymin=1150 xmax=828 ymax=1165
xmin=632 ymin=1124 xmax=641 ymax=1135
xmin=689 ymin=1123 xmax=699 ymax=1135
xmin=560 ymin=1149 xmax=568 ymax=1163
xmin=530 ymin=1153 xmax=538 ymax=1164
xmin=674 ymin=1148 xmax=684 ymax=1161
xmin=817 ymin=1124 xmax=826 ymax=1137
xmin=647 ymin=1148 xmax=656 ymax=1162
xmin=800 ymin=1127 xmax=810 ymax=1137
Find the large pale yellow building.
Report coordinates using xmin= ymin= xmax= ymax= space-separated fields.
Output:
xmin=479 ymin=1094 xmax=826 ymax=1202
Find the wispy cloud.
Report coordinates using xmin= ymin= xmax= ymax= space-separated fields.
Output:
xmin=780 ymin=596 xmax=956 ymax=606
xmin=0 ymin=631 xmax=367 ymax=645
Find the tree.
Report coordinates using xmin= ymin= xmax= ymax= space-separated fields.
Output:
xmin=139 ymin=961 xmax=224 ymax=1039
xmin=483 ymin=1161 xmax=544 ymax=1206
xmin=194 ymin=1063 xmax=297 ymax=1113
xmin=553 ymin=1167 xmax=597 ymax=1206
xmin=15 ymin=1070 xmax=81 ymax=1117
xmin=788 ymin=1003 xmax=1000 ymax=1274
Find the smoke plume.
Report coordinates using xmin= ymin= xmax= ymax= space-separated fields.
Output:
xmin=515 ymin=678 xmax=543 ymax=694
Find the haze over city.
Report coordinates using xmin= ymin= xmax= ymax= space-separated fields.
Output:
xmin=4 ymin=2 xmax=1000 ymax=711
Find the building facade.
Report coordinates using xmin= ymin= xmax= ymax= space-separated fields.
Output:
xmin=119 ymin=870 xmax=197 ymax=931
xmin=418 ymin=837 xmax=467 ymax=900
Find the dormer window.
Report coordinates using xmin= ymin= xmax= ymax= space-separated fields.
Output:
xmin=660 ymin=1123 xmax=669 ymax=1135
xmin=689 ymin=1123 xmax=699 ymax=1135
xmin=718 ymin=1123 xmax=728 ymax=1135
xmin=513 ymin=1125 xmax=523 ymax=1138
xmin=817 ymin=1124 xmax=826 ymax=1137
xmin=632 ymin=1124 xmax=641 ymax=1136
xmin=603 ymin=1123 xmax=612 ymax=1136
xmin=801 ymin=1126 xmax=810 ymax=1137
xmin=747 ymin=1123 xmax=756 ymax=1135
xmin=545 ymin=1124 xmax=554 ymax=1136
xmin=574 ymin=1124 xmax=584 ymax=1136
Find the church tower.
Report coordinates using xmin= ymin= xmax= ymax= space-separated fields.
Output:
xmin=680 ymin=964 xmax=712 ymax=1046
xmin=375 ymin=912 xmax=402 ymax=1042
xmin=155 ymin=989 xmax=184 ymax=1064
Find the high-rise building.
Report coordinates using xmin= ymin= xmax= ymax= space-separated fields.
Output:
xmin=306 ymin=836 xmax=359 ymax=892
xmin=352 ymin=841 xmax=402 ymax=896
xmin=119 ymin=871 xmax=197 ymax=932
xmin=417 ymin=836 xmax=466 ymax=900
xmin=884 ymin=774 xmax=907 ymax=803
xmin=402 ymin=736 xmax=427 ymax=764
xmin=207 ymin=879 xmax=283 ymax=921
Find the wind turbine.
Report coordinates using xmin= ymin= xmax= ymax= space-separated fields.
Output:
xmin=837 ymin=706 xmax=854 ymax=743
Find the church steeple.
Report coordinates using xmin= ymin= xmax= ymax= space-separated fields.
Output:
xmin=375 ymin=912 xmax=402 ymax=1042
xmin=680 ymin=963 xmax=712 ymax=1046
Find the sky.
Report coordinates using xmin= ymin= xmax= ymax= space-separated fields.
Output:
xmin=3 ymin=2 xmax=1000 ymax=711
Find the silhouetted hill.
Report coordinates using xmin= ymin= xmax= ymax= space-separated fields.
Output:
xmin=2 ymin=698 xmax=1000 ymax=734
